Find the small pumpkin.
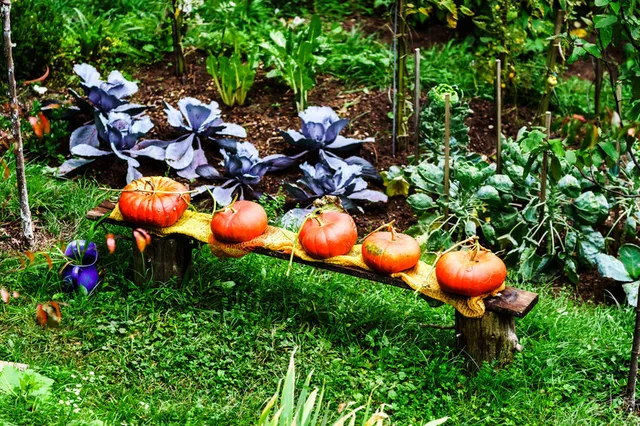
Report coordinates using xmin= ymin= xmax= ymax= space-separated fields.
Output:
xmin=211 ymin=200 xmax=268 ymax=243
xmin=299 ymin=211 xmax=357 ymax=259
xmin=119 ymin=176 xmax=190 ymax=228
xmin=362 ymin=226 xmax=421 ymax=274
xmin=435 ymin=248 xmax=507 ymax=297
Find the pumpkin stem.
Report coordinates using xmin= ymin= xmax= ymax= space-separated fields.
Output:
xmin=361 ymin=220 xmax=396 ymax=242
xmin=390 ymin=224 xmax=398 ymax=242
xmin=470 ymin=238 xmax=481 ymax=261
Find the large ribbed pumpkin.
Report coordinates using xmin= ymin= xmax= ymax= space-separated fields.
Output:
xmin=119 ymin=177 xmax=190 ymax=228
xmin=435 ymin=249 xmax=507 ymax=297
xmin=210 ymin=200 xmax=268 ymax=243
xmin=299 ymin=211 xmax=357 ymax=259
xmin=362 ymin=228 xmax=421 ymax=274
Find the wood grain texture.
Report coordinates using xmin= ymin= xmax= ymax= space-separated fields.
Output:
xmin=455 ymin=310 xmax=520 ymax=369
xmin=132 ymin=235 xmax=192 ymax=286
xmin=87 ymin=201 xmax=538 ymax=317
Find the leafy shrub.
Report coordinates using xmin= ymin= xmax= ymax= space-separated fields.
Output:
xmin=419 ymin=84 xmax=472 ymax=161
xmin=260 ymin=15 xmax=323 ymax=111
xmin=0 ymin=0 xmax=63 ymax=81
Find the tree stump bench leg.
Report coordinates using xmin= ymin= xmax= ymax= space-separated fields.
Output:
xmin=132 ymin=235 xmax=193 ymax=285
xmin=455 ymin=310 xmax=522 ymax=370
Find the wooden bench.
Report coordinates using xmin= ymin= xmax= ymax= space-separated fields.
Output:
xmin=88 ymin=200 xmax=538 ymax=369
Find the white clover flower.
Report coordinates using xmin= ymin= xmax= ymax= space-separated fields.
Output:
xmin=289 ymin=16 xmax=305 ymax=29
xmin=178 ymin=0 xmax=203 ymax=14
xmin=32 ymin=85 xmax=48 ymax=95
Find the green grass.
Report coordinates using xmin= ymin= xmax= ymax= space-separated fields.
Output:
xmin=1 ymin=164 xmax=640 ymax=425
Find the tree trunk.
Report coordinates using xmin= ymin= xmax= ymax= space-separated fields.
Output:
xmin=537 ymin=7 xmax=564 ymax=120
xmin=170 ymin=0 xmax=186 ymax=78
xmin=594 ymin=59 xmax=603 ymax=118
xmin=455 ymin=310 xmax=521 ymax=370
xmin=2 ymin=0 xmax=34 ymax=248
xmin=132 ymin=235 xmax=192 ymax=286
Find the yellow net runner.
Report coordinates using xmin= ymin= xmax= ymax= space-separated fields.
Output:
xmin=109 ymin=205 xmax=504 ymax=318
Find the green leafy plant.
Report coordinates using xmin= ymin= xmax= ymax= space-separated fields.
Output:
xmin=258 ymin=350 xmax=447 ymax=426
xmin=565 ymin=0 xmax=640 ymax=120
xmin=260 ymin=15 xmax=324 ymax=111
xmin=206 ymin=51 xmax=257 ymax=106
xmin=419 ymin=84 xmax=472 ymax=161
xmin=0 ymin=366 xmax=54 ymax=411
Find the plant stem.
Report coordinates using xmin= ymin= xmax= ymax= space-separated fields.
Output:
xmin=496 ymin=58 xmax=503 ymax=173
xmin=170 ymin=0 xmax=186 ymax=78
xmin=2 ymin=0 xmax=34 ymax=248
xmin=537 ymin=6 xmax=564 ymax=120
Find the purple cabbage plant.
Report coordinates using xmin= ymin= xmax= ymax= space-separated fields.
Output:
xmin=194 ymin=141 xmax=303 ymax=205
xmin=57 ymin=64 xmax=153 ymax=182
xmin=68 ymin=63 xmax=145 ymax=116
xmin=285 ymin=151 xmax=387 ymax=212
xmin=130 ymin=97 xmax=247 ymax=179
xmin=280 ymin=106 xmax=380 ymax=180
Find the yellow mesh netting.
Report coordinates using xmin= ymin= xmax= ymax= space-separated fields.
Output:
xmin=109 ymin=205 xmax=504 ymax=318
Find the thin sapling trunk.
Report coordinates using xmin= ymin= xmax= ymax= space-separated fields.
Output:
xmin=627 ymin=299 xmax=640 ymax=412
xmin=413 ymin=48 xmax=420 ymax=163
xmin=538 ymin=6 xmax=564 ymax=120
xmin=2 ymin=0 xmax=34 ymax=247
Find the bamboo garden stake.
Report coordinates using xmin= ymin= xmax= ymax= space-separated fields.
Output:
xmin=414 ymin=48 xmax=421 ymax=164
xmin=443 ymin=93 xmax=451 ymax=225
xmin=540 ymin=112 xmax=552 ymax=225
xmin=2 ymin=0 xmax=34 ymax=248
xmin=496 ymin=59 xmax=503 ymax=173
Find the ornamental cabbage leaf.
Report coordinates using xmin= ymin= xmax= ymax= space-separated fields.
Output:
xmin=280 ymin=106 xmax=380 ymax=180
xmin=138 ymin=97 xmax=247 ymax=179
xmin=194 ymin=142 xmax=302 ymax=205
xmin=285 ymin=151 xmax=387 ymax=212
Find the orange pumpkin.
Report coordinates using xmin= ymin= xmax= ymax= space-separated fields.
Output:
xmin=299 ymin=211 xmax=357 ymax=259
xmin=211 ymin=200 xmax=268 ymax=243
xmin=362 ymin=227 xmax=421 ymax=274
xmin=119 ymin=176 xmax=190 ymax=228
xmin=435 ymin=249 xmax=507 ymax=297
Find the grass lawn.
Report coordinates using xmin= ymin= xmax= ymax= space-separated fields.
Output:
xmin=1 ymin=164 xmax=639 ymax=425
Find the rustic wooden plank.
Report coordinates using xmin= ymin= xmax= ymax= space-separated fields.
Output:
xmin=87 ymin=203 xmax=538 ymax=318
xmin=484 ymin=287 xmax=538 ymax=318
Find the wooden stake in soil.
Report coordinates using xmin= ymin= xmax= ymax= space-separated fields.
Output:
xmin=2 ymin=0 xmax=34 ymax=248
xmin=414 ymin=48 xmax=421 ymax=164
xmin=539 ymin=112 xmax=551 ymax=225
xmin=443 ymin=93 xmax=451 ymax=224
xmin=496 ymin=59 xmax=503 ymax=173
xmin=393 ymin=0 xmax=409 ymax=154
xmin=626 ymin=295 xmax=640 ymax=412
